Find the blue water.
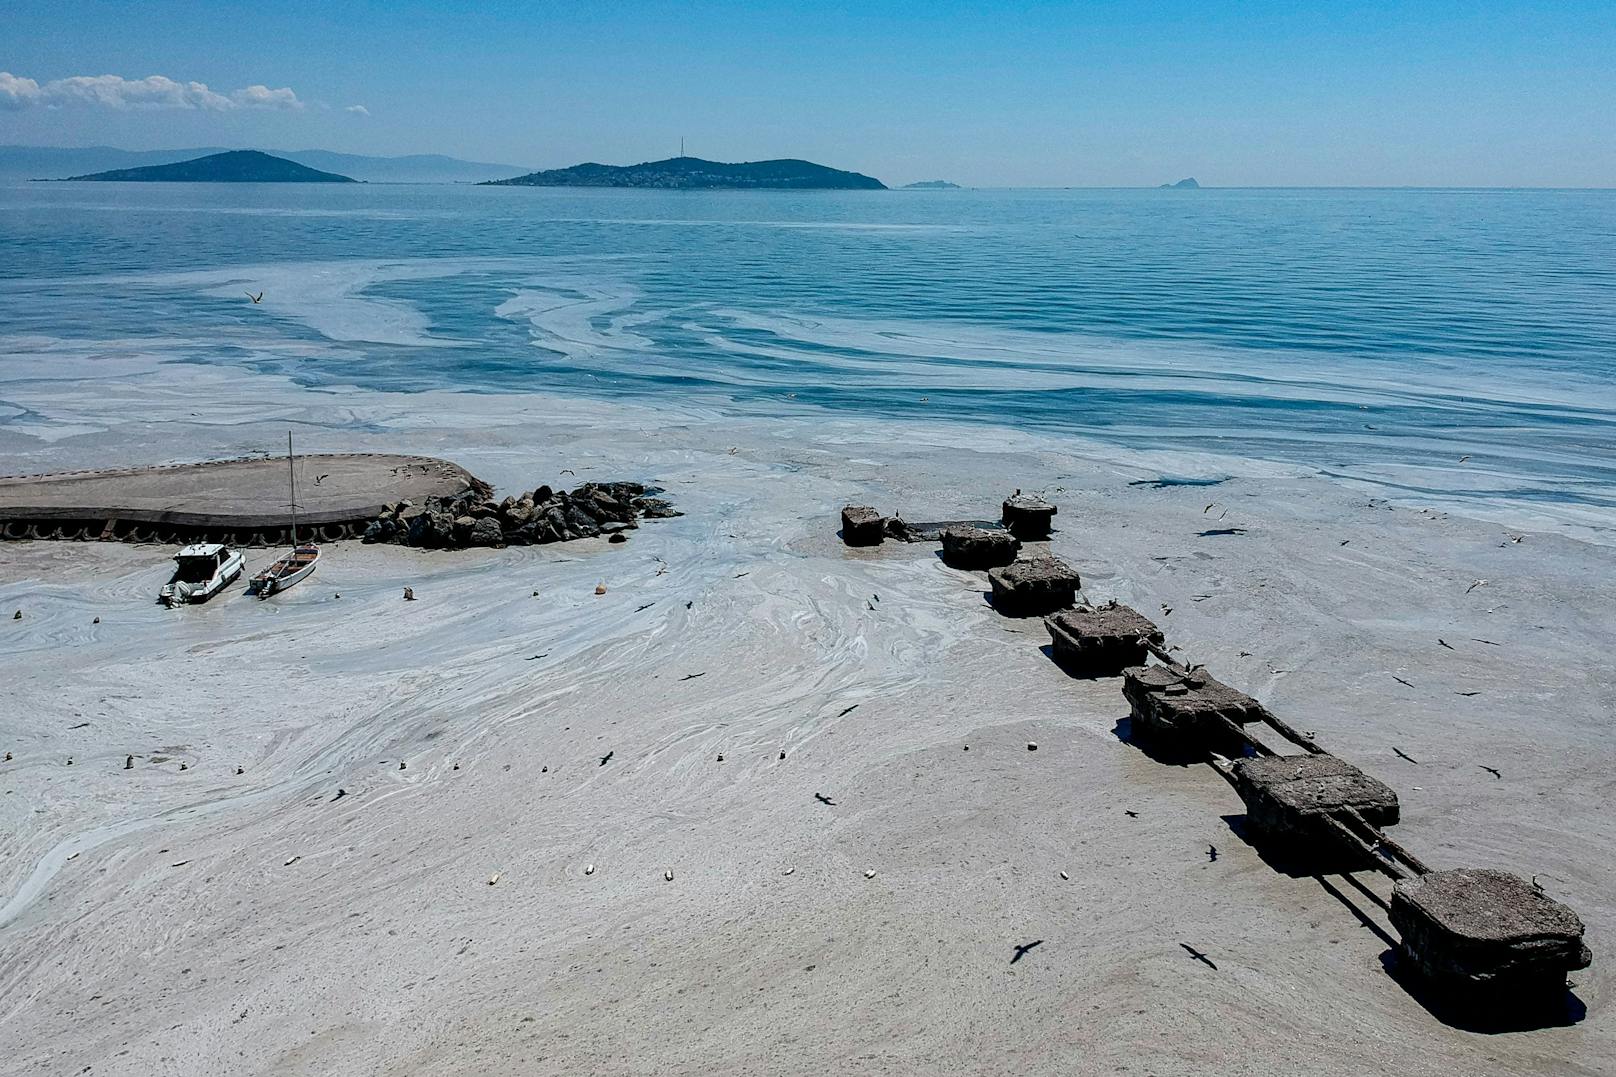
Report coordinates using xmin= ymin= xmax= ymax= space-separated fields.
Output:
xmin=2 ymin=183 xmax=1614 ymax=531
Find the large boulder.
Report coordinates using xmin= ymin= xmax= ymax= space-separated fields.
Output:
xmin=635 ymin=497 xmax=681 ymax=519
xmin=406 ymin=508 xmax=456 ymax=548
xmin=467 ymin=517 xmax=504 ymax=547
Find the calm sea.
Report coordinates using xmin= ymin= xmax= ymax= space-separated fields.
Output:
xmin=2 ymin=183 xmax=1613 ymax=532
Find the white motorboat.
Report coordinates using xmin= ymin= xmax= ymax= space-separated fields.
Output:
xmin=249 ymin=432 xmax=320 ymax=599
xmin=160 ymin=543 xmax=245 ymax=606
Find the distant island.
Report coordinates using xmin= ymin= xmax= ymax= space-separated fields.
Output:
xmin=60 ymin=150 xmax=357 ymax=183
xmin=1160 ymin=177 xmax=1200 ymax=189
xmin=2 ymin=145 xmax=529 ymax=183
xmin=481 ymin=156 xmax=886 ymax=190
xmin=903 ymin=180 xmax=961 ymax=189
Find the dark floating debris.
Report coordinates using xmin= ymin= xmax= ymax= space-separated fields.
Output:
xmin=1128 ymin=476 xmax=1228 ymax=489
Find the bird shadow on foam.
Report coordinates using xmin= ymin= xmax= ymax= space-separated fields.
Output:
xmin=1217 ymin=814 xmax=1589 ymax=1032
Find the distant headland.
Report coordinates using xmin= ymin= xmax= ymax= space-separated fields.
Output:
xmin=902 ymin=180 xmax=961 ymax=189
xmin=58 ymin=150 xmax=357 ymax=183
xmin=1160 ymin=177 xmax=1200 ymax=189
xmin=481 ymin=156 xmax=886 ymax=190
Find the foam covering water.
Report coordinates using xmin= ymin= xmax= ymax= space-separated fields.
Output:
xmin=2 ymin=183 xmax=1613 ymax=535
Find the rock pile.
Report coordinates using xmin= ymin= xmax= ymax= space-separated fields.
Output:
xmin=362 ymin=481 xmax=679 ymax=549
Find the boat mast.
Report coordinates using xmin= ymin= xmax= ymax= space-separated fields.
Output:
xmin=287 ymin=431 xmax=298 ymax=546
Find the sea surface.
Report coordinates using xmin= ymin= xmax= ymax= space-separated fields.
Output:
xmin=2 ymin=182 xmax=1613 ymax=535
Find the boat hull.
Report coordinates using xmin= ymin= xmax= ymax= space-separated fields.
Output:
xmin=250 ymin=545 xmax=319 ymax=598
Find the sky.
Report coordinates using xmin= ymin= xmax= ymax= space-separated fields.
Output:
xmin=2 ymin=0 xmax=1614 ymax=187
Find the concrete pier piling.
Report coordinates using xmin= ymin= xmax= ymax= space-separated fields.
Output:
xmin=986 ymin=555 xmax=1082 ymax=617
xmin=1001 ymin=493 xmax=1057 ymax=540
xmin=840 ymin=505 xmax=887 ymax=547
xmin=1229 ymin=753 xmax=1400 ymax=857
xmin=1390 ymin=868 xmax=1591 ymax=1005
xmin=1121 ymin=664 xmax=1267 ymax=755
xmin=1044 ymin=604 xmax=1162 ymax=677
xmin=939 ymin=525 xmax=1020 ymax=569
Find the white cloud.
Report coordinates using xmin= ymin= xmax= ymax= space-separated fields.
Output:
xmin=0 ymin=72 xmax=43 ymax=109
xmin=345 ymin=104 xmax=370 ymax=116
xmin=231 ymin=84 xmax=304 ymax=110
xmin=0 ymin=71 xmax=305 ymax=111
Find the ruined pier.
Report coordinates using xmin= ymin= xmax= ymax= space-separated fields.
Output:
xmin=840 ymin=491 xmax=1592 ymax=1024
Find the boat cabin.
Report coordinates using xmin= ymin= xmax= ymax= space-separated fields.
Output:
xmin=172 ymin=543 xmax=231 ymax=581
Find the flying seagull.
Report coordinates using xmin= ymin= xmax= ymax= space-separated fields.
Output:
xmin=1180 ymin=943 xmax=1218 ymax=970
xmin=245 ymin=291 xmax=263 ymax=304
xmin=1393 ymin=747 xmax=1420 ymax=764
xmin=1479 ymin=764 xmax=1502 ymax=779
xmin=1010 ymin=940 xmax=1044 ymax=965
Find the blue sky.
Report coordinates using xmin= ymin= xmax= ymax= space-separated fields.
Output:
xmin=3 ymin=0 xmax=1613 ymax=186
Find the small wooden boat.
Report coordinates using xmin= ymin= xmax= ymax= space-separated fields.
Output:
xmin=250 ymin=542 xmax=319 ymax=598
xmin=249 ymin=432 xmax=320 ymax=599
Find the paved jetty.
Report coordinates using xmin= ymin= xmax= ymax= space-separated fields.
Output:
xmin=0 ymin=454 xmax=487 ymax=546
